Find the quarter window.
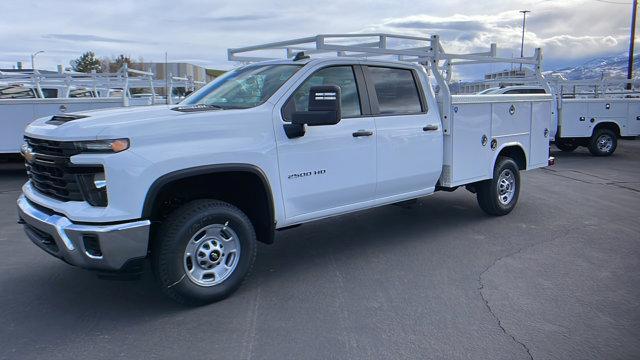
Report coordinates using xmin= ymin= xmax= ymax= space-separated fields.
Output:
xmin=284 ymin=66 xmax=361 ymax=120
xmin=368 ymin=67 xmax=423 ymax=115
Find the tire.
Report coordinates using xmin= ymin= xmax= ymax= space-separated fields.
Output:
xmin=476 ymin=157 xmax=521 ymax=216
xmin=152 ymin=199 xmax=257 ymax=305
xmin=555 ymin=139 xmax=578 ymax=152
xmin=588 ymin=128 xmax=617 ymax=156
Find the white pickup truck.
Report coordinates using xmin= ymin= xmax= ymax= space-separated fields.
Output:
xmin=17 ymin=34 xmax=553 ymax=305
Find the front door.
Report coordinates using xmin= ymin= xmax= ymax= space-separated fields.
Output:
xmin=275 ymin=65 xmax=377 ymax=222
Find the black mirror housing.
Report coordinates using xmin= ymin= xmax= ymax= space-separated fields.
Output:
xmin=292 ymin=85 xmax=341 ymax=126
xmin=285 ymin=85 xmax=342 ymax=139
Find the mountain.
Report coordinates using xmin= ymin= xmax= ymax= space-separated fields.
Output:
xmin=547 ymin=53 xmax=640 ymax=80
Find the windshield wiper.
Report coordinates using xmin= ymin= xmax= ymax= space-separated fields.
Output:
xmin=171 ymin=104 xmax=224 ymax=112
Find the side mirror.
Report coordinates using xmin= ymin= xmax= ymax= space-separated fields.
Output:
xmin=284 ymin=85 xmax=341 ymax=138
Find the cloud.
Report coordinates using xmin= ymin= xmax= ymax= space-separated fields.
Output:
xmin=0 ymin=0 xmax=634 ymax=77
xmin=42 ymin=34 xmax=140 ymax=44
xmin=368 ymin=6 xmax=627 ymax=63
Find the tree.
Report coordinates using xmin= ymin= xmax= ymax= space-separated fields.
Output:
xmin=101 ymin=54 xmax=145 ymax=73
xmin=70 ymin=51 xmax=101 ymax=73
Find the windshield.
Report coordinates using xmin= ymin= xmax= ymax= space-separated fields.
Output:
xmin=182 ymin=64 xmax=302 ymax=109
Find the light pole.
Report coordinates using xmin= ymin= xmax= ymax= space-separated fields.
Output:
xmin=519 ymin=10 xmax=530 ymax=72
xmin=31 ymin=50 xmax=44 ymax=71
xmin=627 ymin=0 xmax=637 ymax=90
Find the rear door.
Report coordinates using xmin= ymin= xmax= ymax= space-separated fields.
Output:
xmin=363 ymin=65 xmax=442 ymax=199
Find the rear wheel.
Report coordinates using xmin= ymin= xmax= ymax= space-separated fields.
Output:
xmin=555 ymin=139 xmax=578 ymax=152
xmin=152 ymin=199 xmax=257 ymax=305
xmin=588 ymin=128 xmax=617 ymax=156
xmin=476 ymin=157 xmax=520 ymax=216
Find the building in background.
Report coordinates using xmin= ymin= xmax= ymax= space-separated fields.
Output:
xmin=457 ymin=68 xmax=533 ymax=94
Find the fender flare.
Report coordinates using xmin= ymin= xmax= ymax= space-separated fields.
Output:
xmin=141 ymin=164 xmax=275 ymax=240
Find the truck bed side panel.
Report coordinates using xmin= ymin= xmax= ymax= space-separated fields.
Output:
xmin=442 ymin=95 xmax=552 ymax=187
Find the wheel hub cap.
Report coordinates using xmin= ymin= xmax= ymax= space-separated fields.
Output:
xmin=183 ymin=223 xmax=241 ymax=287
xmin=597 ymin=135 xmax=613 ymax=152
xmin=497 ymin=169 xmax=516 ymax=205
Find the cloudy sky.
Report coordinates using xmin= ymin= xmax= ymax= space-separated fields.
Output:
xmin=0 ymin=0 xmax=635 ymax=79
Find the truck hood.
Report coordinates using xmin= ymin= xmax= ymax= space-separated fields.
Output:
xmin=25 ymin=105 xmax=207 ymax=140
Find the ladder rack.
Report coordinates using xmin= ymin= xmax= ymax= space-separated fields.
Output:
xmin=0 ymin=65 xmax=205 ymax=105
xmin=228 ymin=33 xmax=540 ymax=67
xmin=228 ymin=33 xmax=545 ymax=135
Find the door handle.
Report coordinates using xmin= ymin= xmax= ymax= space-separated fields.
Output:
xmin=423 ymin=124 xmax=439 ymax=131
xmin=352 ymin=130 xmax=373 ymax=137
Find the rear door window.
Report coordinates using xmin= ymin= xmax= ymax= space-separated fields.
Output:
xmin=367 ymin=67 xmax=423 ymax=115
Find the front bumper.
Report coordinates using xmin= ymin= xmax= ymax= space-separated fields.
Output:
xmin=17 ymin=195 xmax=150 ymax=271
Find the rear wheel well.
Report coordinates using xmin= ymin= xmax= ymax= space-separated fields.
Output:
xmin=145 ymin=168 xmax=274 ymax=246
xmin=593 ymin=122 xmax=621 ymax=137
xmin=497 ymin=145 xmax=526 ymax=170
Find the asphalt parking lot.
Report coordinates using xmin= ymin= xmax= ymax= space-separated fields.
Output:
xmin=1 ymin=142 xmax=639 ymax=360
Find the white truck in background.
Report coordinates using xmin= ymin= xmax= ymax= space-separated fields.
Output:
xmin=0 ymin=67 xmax=204 ymax=156
xmin=551 ymin=79 xmax=640 ymax=156
xmin=17 ymin=34 xmax=553 ymax=305
xmin=475 ymin=79 xmax=640 ymax=156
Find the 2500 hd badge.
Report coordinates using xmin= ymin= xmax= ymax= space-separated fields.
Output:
xmin=288 ymin=169 xmax=326 ymax=180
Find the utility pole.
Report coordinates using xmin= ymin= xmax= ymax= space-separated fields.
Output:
xmin=31 ymin=50 xmax=44 ymax=71
xmin=628 ymin=0 xmax=637 ymax=90
xmin=519 ymin=10 xmax=530 ymax=72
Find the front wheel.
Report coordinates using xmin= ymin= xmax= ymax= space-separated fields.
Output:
xmin=588 ymin=128 xmax=617 ymax=156
xmin=476 ymin=157 xmax=521 ymax=216
xmin=152 ymin=199 xmax=257 ymax=305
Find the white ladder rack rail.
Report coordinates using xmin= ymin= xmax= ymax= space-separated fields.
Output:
xmin=0 ymin=65 xmax=203 ymax=105
xmin=228 ymin=33 xmax=544 ymax=135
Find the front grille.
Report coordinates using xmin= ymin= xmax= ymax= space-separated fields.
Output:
xmin=24 ymin=137 xmax=102 ymax=202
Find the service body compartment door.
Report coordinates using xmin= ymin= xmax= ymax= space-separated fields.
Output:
xmin=530 ymin=100 xmax=552 ymax=168
xmin=628 ymin=101 xmax=640 ymax=136
xmin=492 ymin=101 xmax=532 ymax=137
xmin=449 ymin=102 xmax=493 ymax=185
xmin=558 ymin=100 xmax=590 ymax=138
xmin=588 ymin=100 xmax=627 ymax=118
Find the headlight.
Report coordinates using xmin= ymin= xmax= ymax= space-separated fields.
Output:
xmin=74 ymin=138 xmax=129 ymax=153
